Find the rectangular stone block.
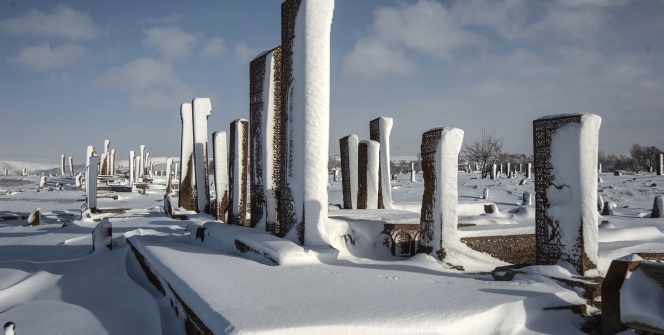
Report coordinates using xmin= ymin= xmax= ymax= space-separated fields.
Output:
xmin=229 ymin=119 xmax=250 ymax=226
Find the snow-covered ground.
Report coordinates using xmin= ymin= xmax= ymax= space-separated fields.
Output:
xmin=0 ymin=166 xmax=663 ymax=334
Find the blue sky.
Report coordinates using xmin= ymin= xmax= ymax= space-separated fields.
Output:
xmin=1 ymin=0 xmax=663 ymax=161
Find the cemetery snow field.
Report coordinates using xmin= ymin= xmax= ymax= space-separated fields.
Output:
xmin=0 ymin=167 xmax=663 ymax=334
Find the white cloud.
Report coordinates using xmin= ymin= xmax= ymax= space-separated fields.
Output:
xmin=342 ymin=0 xmax=482 ymax=79
xmin=0 ymin=4 xmax=103 ymax=40
xmin=202 ymin=37 xmax=227 ymax=58
xmin=234 ymin=42 xmax=260 ymax=63
xmin=143 ymin=26 xmax=199 ymax=60
xmin=10 ymin=42 xmax=89 ymax=71
xmin=94 ymin=58 xmax=178 ymax=91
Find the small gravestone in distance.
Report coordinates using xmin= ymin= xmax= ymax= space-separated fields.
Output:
xmin=523 ymin=192 xmax=532 ymax=206
xmin=491 ymin=164 xmax=497 ymax=180
xmin=68 ymin=156 xmax=74 ymax=177
xmin=519 ymin=179 xmax=527 ymax=185
xmin=28 ymin=208 xmax=40 ymax=226
xmin=75 ymin=173 xmax=83 ymax=189
xmin=482 ymin=188 xmax=489 ymax=199
xmin=39 ymin=176 xmax=47 ymax=189
xmin=526 ymin=163 xmax=532 ymax=179
xmin=92 ymin=219 xmax=112 ymax=251
xmin=651 ymin=195 xmax=663 ymax=218
xmin=597 ymin=194 xmax=604 ymax=211
xmin=658 ymin=154 xmax=663 ymax=176
xmin=410 ymin=162 xmax=416 ymax=182
xmin=614 ymin=170 xmax=622 ymax=176
xmin=61 ymin=154 xmax=66 ymax=175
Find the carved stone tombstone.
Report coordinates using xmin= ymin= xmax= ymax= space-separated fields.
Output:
xmin=357 ymin=141 xmax=368 ymax=210
xmin=527 ymin=163 xmax=532 ymax=179
xmin=410 ymin=162 xmax=416 ymax=182
xmin=491 ymin=164 xmax=497 ymax=180
xmin=61 ymin=154 xmax=66 ymax=175
xmin=192 ymin=98 xmax=212 ymax=214
xmin=129 ymin=151 xmax=135 ymax=186
xmin=533 ymin=113 xmax=601 ymax=275
xmin=110 ymin=149 xmax=116 ymax=175
xmin=139 ymin=145 xmax=146 ymax=177
xmin=365 ymin=140 xmax=380 ymax=210
xmin=92 ymin=219 xmax=112 ymax=251
xmin=69 ymin=156 xmax=74 ymax=177
xmin=506 ymin=162 xmax=511 ymax=178
xmin=370 ymin=117 xmax=394 ymax=209
xmin=418 ymin=127 xmax=464 ymax=260
xmin=213 ymin=131 xmax=229 ymax=222
xmin=658 ymin=153 xmax=663 ymax=176
xmin=250 ymin=46 xmax=282 ymax=232
xmin=28 ymin=208 xmax=41 ymax=226
xmin=229 ymin=120 xmax=249 ymax=226
xmin=652 ymin=195 xmax=663 ymax=218
xmin=179 ymin=102 xmax=197 ymax=211
xmin=339 ymin=134 xmax=359 ymax=209
xmin=86 ymin=156 xmax=99 ymax=212
xmin=166 ymin=158 xmax=173 ymax=195
xmin=86 ymin=145 xmax=95 ymax=168
xmin=278 ymin=0 xmax=334 ymax=245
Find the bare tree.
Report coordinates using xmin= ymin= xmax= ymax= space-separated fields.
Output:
xmin=462 ymin=128 xmax=504 ymax=178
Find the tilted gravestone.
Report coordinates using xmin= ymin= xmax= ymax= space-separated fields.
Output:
xmin=418 ymin=127 xmax=464 ymax=260
xmin=277 ymin=0 xmax=334 ymax=245
xmin=533 ymin=113 xmax=601 ymax=275
xmin=229 ymin=119 xmax=250 ymax=226
xmin=250 ymin=46 xmax=282 ymax=232
xmin=213 ymin=131 xmax=229 ymax=222
xmin=339 ymin=134 xmax=359 ymax=209
xmin=370 ymin=117 xmax=394 ymax=209
xmin=178 ymin=102 xmax=197 ymax=211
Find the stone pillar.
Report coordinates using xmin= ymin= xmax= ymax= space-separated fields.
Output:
xmin=598 ymin=163 xmax=602 ymax=174
xmin=192 ymin=98 xmax=212 ymax=213
xmin=103 ymin=140 xmax=110 ymax=175
xmin=339 ymin=134 xmax=359 ymax=209
xmin=174 ymin=162 xmax=179 ymax=179
xmin=100 ymin=153 xmax=108 ymax=175
xmin=658 ymin=153 xmax=663 ymax=176
xmin=149 ymin=161 xmax=155 ymax=179
xmin=87 ymin=156 xmax=99 ymax=211
xmin=213 ymin=131 xmax=229 ymax=222
xmin=145 ymin=152 xmax=150 ymax=175
xmin=166 ymin=158 xmax=173 ymax=195
xmin=357 ymin=142 xmax=368 ymax=210
xmin=418 ymin=127 xmax=464 ymax=260
xmin=651 ymin=195 xmax=663 ymax=218
xmin=179 ymin=102 xmax=197 ymax=211
xmin=229 ymin=119 xmax=249 ymax=226
xmin=129 ymin=151 xmax=135 ymax=186
xmin=506 ymin=162 xmax=511 ymax=178
xmin=134 ymin=156 xmax=141 ymax=183
xmin=364 ymin=140 xmax=380 ymax=210
xmin=250 ymin=46 xmax=282 ymax=232
xmin=68 ymin=156 xmax=74 ymax=177
xmin=491 ymin=164 xmax=497 ymax=180
xmin=86 ymin=145 xmax=95 ymax=168
xmin=370 ymin=117 xmax=394 ymax=209
xmin=110 ymin=149 xmax=116 ymax=175
xmin=278 ymin=0 xmax=334 ymax=245
xmin=527 ymin=163 xmax=532 ymax=179
xmin=533 ymin=113 xmax=601 ymax=275
xmin=410 ymin=162 xmax=416 ymax=182
xmin=139 ymin=145 xmax=146 ymax=177
xmin=61 ymin=154 xmax=66 ymax=175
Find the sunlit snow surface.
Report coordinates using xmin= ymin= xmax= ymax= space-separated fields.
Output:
xmin=0 ymin=167 xmax=663 ymax=334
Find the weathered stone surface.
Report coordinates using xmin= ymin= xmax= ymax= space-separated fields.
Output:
xmin=179 ymin=103 xmax=197 ymax=211
xmin=229 ymin=119 xmax=250 ymax=226
xmin=92 ymin=219 xmax=112 ymax=251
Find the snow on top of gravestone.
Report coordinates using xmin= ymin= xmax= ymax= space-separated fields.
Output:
xmin=251 ymin=46 xmax=280 ymax=61
xmin=620 ymin=267 xmax=664 ymax=330
xmin=536 ymin=113 xmax=583 ymax=120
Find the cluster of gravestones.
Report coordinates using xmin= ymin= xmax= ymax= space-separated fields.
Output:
xmin=339 ymin=117 xmax=394 ymax=210
xmin=166 ymin=0 xmax=334 ymax=246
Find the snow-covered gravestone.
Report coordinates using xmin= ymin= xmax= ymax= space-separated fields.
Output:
xmin=100 ymin=153 xmax=108 ymax=175
xmin=179 ymin=102 xmax=197 ymax=211
xmin=364 ymin=140 xmax=380 ymax=210
xmin=39 ymin=176 xmax=47 ymax=189
xmin=229 ymin=119 xmax=249 ymax=226
xmin=491 ymin=164 xmax=497 ymax=180
xmin=370 ymin=117 xmax=394 ymax=209
xmin=339 ymin=134 xmax=359 ymax=209
xmin=418 ymin=128 xmax=464 ymax=261
xmin=110 ymin=149 xmax=116 ymax=175
xmin=213 ymin=131 xmax=229 ymax=222
xmin=192 ymin=98 xmax=212 ymax=213
xmin=533 ymin=114 xmax=601 ymax=275
xmin=61 ymin=154 xmax=66 ymax=175
xmin=103 ymin=139 xmax=110 ymax=175
xmin=129 ymin=151 xmax=135 ymax=185
xmin=139 ymin=145 xmax=146 ymax=177
xmin=652 ymin=196 xmax=663 ymax=218
xmin=86 ymin=156 xmax=99 ymax=212
xmin=506 ymin=162 xmax=511 ymax=178
xmin=166 ymin=158 xmax=173 ymax=195
xmin=92 ymin=219 xmax=112 ymax=251
xmin=69 ymin=156 xmax=74 ymax=177
xmin=134 ymin=156 xmax=141 ymax=184
xmin=527 ymin=163 xmax=532 ymax=179
xmin=658 ymin=154 xmax=663 ymax=176
xmin=411 ymin=162 xmax=416 ymax=182
xmin=250 ymin=46 xmax=282 ymax=232
xmin=278 ymin=0 xmax=334 ymax=245
xmin=86 ymin=145 xmax=95 ymax=168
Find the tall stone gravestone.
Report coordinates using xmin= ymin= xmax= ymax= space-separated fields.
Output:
xmin=229 ymin=119 xmax=249 ymax=226
xmin=179 ymin=102 xmax=197 ymax=211
xmin=86 ymin=156 xmax=99 ymax=212
xmin=68 ymin=156 xmax=74 ymax=177
xmin=370 ymin=117 xmax=394 ymax=209
xmin=339 ymin=134 xmax=359 ymax=209
xmin=61 ymin=154 xmax=66 ymax=176
xmin=418 ymin=128 xmax=464 ymax=260
xmin=658 ymin=153 xmax=663 ymax=176
xmin=533 ymin=114 xmax=601 ymax=275
xmin=213 ymin=131 xmax=229 ymax=222
xmin=129 ymin=151 xmax=135 ymax=185
xmin=192 ymin=98 xmax=212 ymax=213
xmin=278 ymin=0 xmax=334 ymax=245
xmin=250 ymin=46 xmax=282 ymax=232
